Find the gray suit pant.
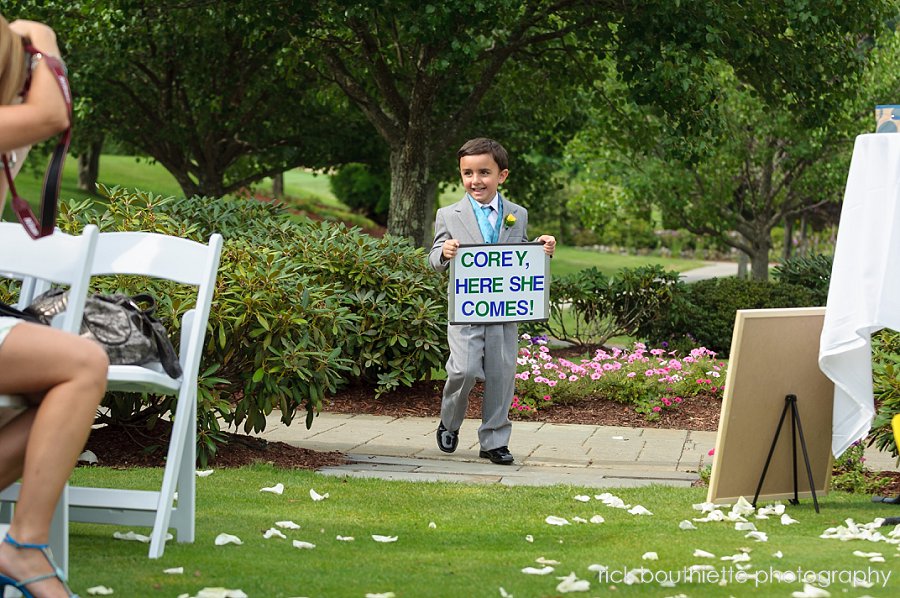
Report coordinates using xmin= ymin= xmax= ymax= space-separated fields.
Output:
xmin=440 ymin=322 xmax=518 ymax=451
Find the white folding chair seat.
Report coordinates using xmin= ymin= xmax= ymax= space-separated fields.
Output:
xmin=65 ymin=231 xmax=223 ymax=559
xmin=0 ymin=222 xmax=100 ymax=575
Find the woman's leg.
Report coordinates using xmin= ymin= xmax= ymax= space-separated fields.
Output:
xmin=0 ymin=323 xmax=108 ymax=596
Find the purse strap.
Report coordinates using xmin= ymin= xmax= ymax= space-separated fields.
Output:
xmin=1 ymin=44 xmax=72 ymax=239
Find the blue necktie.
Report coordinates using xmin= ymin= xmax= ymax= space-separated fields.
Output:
xmin=480 ymin=206 xmax=496 ymax=243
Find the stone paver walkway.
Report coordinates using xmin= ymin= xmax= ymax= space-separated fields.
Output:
xmin=255 ymin=412 xmax=900 ymax=489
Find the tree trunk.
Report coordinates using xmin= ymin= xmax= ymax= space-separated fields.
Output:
xmin=272 ymin=172 xmax=284 ymax=199
xmin=737 ymin=252 xmax=749 ymax=279
xmin=799 ymin=214 xmax=809 ymax=256
xmin=77 ymin=139 xmax=103 ymax=192
xmin=782 ymin=217 xmax=794 ymax=262
xmin=387 ymin=142 xmax=433 ymax=247
xmin=750 ymin=237 xmax=771 ymax=281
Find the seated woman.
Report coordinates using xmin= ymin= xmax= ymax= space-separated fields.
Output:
xmin=0 ymin=16 xmax=109 ymax=598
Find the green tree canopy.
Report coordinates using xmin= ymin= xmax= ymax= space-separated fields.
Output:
xmin=8 ymin=0 xmax=380 ymax=198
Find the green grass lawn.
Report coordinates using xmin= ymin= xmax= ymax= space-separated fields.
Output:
xmin=66 ymin=466 xmax=898 ymax=597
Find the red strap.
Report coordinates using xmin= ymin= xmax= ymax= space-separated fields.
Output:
xmin=2 ymin=44 xmax=72 ymax=239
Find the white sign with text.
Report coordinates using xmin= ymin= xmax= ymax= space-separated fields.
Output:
xmin=448 ymin=242 xmax=550 ymax=325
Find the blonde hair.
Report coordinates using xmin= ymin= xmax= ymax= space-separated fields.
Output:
xmin=0 ymin=15 xmax=27 ymax=106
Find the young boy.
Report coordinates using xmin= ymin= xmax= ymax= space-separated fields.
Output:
xmin=428 ymin=137 xmax=556 ymax=464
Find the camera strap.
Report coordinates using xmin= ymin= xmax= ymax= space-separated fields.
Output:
xmin=1 ymin=43 xmax=72 ymax=239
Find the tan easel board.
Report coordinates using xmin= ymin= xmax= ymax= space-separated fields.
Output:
xmin=707 ymin=307 xmax=834 ymax=504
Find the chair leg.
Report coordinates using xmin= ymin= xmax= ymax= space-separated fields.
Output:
xmin=173 ymin=386 xmax=196 ymax=544
xmin=49 ymin=486 xmax=68 ymax=575
xmin=148 ymin=387 xmax=195 ymax=559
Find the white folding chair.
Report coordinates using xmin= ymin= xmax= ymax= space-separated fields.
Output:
xmin=0 ymin=222 xmax=100 ymax=575
xmin=65 ymin=231 xmax=223 ymax=559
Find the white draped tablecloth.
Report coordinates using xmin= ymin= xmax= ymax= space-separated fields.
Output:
xmin=819 ymin=133 xmax=900 ymax=457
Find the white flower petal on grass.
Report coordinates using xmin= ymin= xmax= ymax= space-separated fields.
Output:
xmin=309 ymin=488 xmax=329 ymax=501
xmin=627 ymin=505 xmax=653 ymax=516
xmin=587 ymin=564 xmax=608 ymax=574
xmin=745 ymin=531 xmax=768 ymax=542
xmin=721 ymin=553 xmax=750 ymax=562
xmin=781 ymin=513 xmax=799 ymax=525
xmin=86 ymin=587 xmax=114 ymax=595
xmin=525 ymin=534 xmax=534 ymax=543
xmin=693 ymin=549 xmax=715 ymax=558
xmin=260 ymin=483 xmax=284 ymax=495
xmin=734 ymin=522 xmax=757 ymax=532
xmin=112 ymin=531 xmax=150 ymax=543
xmin=791 ymin=583 xmax=831 ymax=598
xmin=372 ymin=535 xmax=398 ymax=543
xmin=574 ymin=495 xmax=591 ymax=502
xmin=679 ymin=520 xmax=697 ymax=530
xmin=555 ymin=572 xmax=590 ymax=593
xmin=623 ymin=567 xmax=652 ymax=585
xmin=163 ymin=567 xmax=184 ymax=574
xmin=275 ymin=520 xmax=301 ymax=529
xmin=263 ymin=528 xmax=286 ymax=539
xmin=852 ymin=550 xmax=882 ymax=558
xmin=572 ymin=516 xmax=588 ymax=524
xmin=545 ymin=516 xmax=570 ymax=526
xmin=641 ymin=552 xmax=658 ymax=561
xmin=195 ymin=469 xmax=214 ymax=478
xmin=292 ymin=540 xmax=316 ymax=549
xmin=428 ymin=521 xmax=436 ymax=529
xmin=499 ymin=587 xmax=513 ymax=598
xmin=693 ymin=510 xmax=725 ymax=523
xmin=536 ymin=557 xmax=560 ymax=565
xmin=692 ymin=501 xmax=719 ymax=512
xmin=598 ymin=496 xmax=627 ymax=509
xmin=730 ymin=496 xmax=755 ymax=516
xmin=521 ymin=566 xmax=554 ymax=575
xmin=78 ymin=450 xmax=98 ymax=465
xmin=214 ymin=533 xmax=243 ymax=546
xmin=336 ymin=535 xmax=355 ymax=542
xmin=687 ymin=565 xmax=716 ymax=573
xmin=365 ymin=594 xmax=395 ymax=598
xmin=589 ymin=515 xmax=605 ymax=524
xmin=869 ymin=556 xmax=885 ymax=563
xmin=193 ymin=589 xmax=249 ymax=598
xmin=772 ymin=551 xmax=783 ymax=558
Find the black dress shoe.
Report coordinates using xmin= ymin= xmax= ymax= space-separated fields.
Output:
xmin=436 ymin=421 xmax=459 ymax=453
xmin=479 ymin=446 xmax=514 ymax=465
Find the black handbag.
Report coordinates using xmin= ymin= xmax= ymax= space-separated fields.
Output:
xmin=0 ymin=300 xmax=42 ymax=323
xmin=26 ymin=288 xmax=183 ymax=378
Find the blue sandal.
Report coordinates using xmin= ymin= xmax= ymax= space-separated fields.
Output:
xmin=0 ymin=533 xmax=77 ymax=597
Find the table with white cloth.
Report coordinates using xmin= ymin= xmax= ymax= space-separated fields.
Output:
xmin=819 ymin=133 xmax=900 ymax=457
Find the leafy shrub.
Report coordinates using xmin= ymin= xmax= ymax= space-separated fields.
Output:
xmin=772 ymin=254 xmax=833 ymax=305
xmin=871 ymin=329 xmax=900 ymax=459
xmin=831 ymin=441 xmax=892 ymax=494
xmin=545 ymin=265 xmax=681 ymax=347
xmin=59 ymin=186 xmax=446 ymax=463
xmin=640 ymin=277 xmax=820 ymax=355
xmin=329 ymin=162 xmax=390 ymax=226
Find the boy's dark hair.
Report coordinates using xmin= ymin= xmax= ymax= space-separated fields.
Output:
xmin=458 ymin=138 xmax=509 ymax=171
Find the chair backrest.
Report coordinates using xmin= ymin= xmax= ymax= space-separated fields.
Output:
xmin=0 ymin=223 xmax=99 ymax=334
xmin=91 ymin=231 xmax=223 ymax=379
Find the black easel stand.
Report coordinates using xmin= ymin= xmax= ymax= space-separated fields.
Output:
xmin=753 ymin=394 xmax=820 ymax=513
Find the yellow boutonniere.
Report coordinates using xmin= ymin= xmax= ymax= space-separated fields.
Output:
xmin=504 ymin=214 xmax=516 ymax=229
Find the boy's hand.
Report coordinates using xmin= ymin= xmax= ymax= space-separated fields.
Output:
xmin=538 ymin=235 xmax=556 ymax=256
xmin=442 ymin=239 xmax=460 ymax=260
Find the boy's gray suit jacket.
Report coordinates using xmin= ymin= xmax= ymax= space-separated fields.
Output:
xmin=428 ymin=196 xmax=530 ymax=272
